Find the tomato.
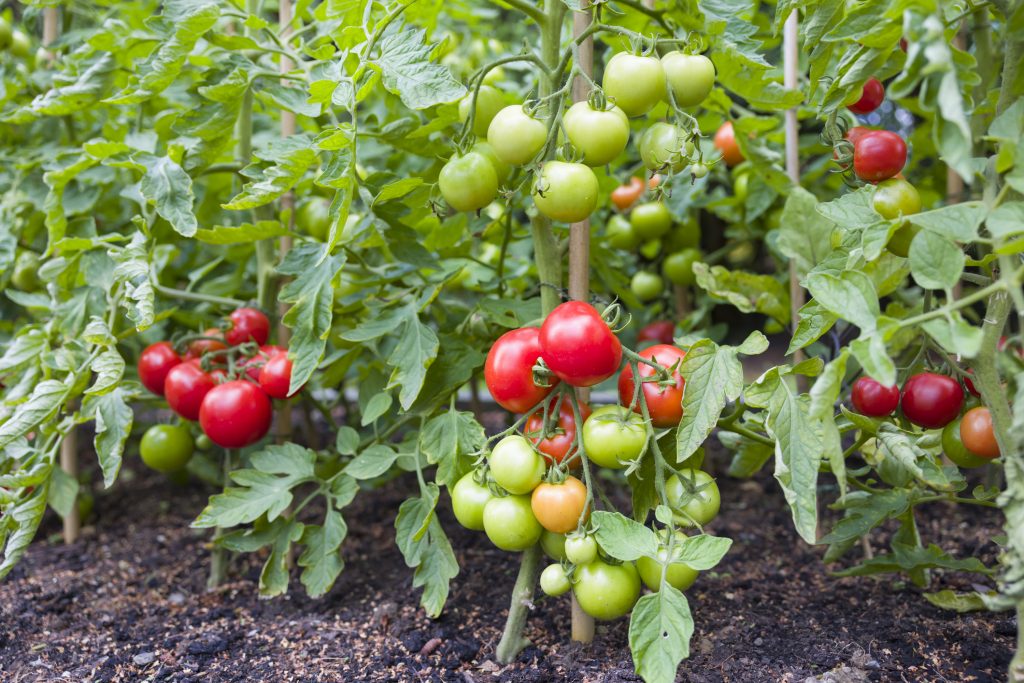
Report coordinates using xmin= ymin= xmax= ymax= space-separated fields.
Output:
xmin=540 ymin=564 xmax=571 ymax=596
xmin=439 ymin=151 xmax=499 ymax=213
xmin=10 ymin=30 xmax=29 ymax=59
xmin=640 ymin=238 xmax=661 ymax=260
xmin=532 ymin=161 xmax=599 ymax=223
xmin=225 ymin=307 xmax=270 ymax=346
xmin=199 ymin=380 xmax=273 ymax=448
xmin=483 ymin=494 xmax=543 ymax=551
xmin=573 ymin=559 xmax=641 ymax=620
xmin=487 ymin=105 xmax=547 ymax=166
xmin=960 ymin=407 xmax=1000 ymax=459
xmin=524 ymin=396 xmax=592 ymax=464
xmin=471 ymin=140 xmax=511 ymax=184
xmin=531 ymin=476 xmax=589 ymax=533
xmin=846 ymin=126 xmax=875 ymax=146
xmin=690 ymin=162 xmax=709 ymax=178
xmin=239 ymin=344 xmax=285 ymax=381
xmin=942 ymin=419 xmax=989 ymax=468
xmin=873 ymin=178 xmax=921 ymax=220
xmin=850 ymin=376 xmax=900 ymax=417
xmin=602 ymin=52 xmax=666 ymax=117
xmin=661 ymin=52 xmax=715 ymax=107
xmin=451 ymin=471 xmax=493 ymax=531
xmin=733 ymin=171 xmax=749 ymax=201
xmin=611 ymin=177 xmax=644 ymax=212
xmin=618 ymin=344 xmax=686 ymax=427
xmin=630 ymin=271 xmax=664 ymax=302
xmin=666 ymin=469 xmax=720 ymax=527
xmin=900 ymin=372 xmax=964 ymax=429
xmin=899 ymin=37 xmax=908 ymax=52
xmin=484 ymin=327 xmax=558 ymax=414
xmin=563 ymin=101 xmax=630 ymax=166
xmin=138 ymin=341 xmax=182 ymax=395
xmin=886 ymin=222 xmax=921 ymax=258
xmin=636 ymin=533 xmax=699 ymax=592
xmin=539 ymin=301 xmax=623 ymax=387
xmin=541 ymin=530 xmax=568 ymax=560
xmin=662 ymin=248 xmax=701 ymax=286
xmin=638 ymin=320 xmax=675 ymax=345
xmin=458 ymin=84 xmax=504 ymax=137
xmin=165 ymin=359 xmax=218 ymax=421
xmin=664 ymin=220 xmax=701 ymax=252
xmin=640 ymin=122 xmax=691 ymax=171
xmin=963 ymin=372 xmax=980 ymax=398
xmin=0 ymin=18 xmax=10 ymax=49
xmin=606 ymin=214 xmax=641 ymax=249
xmin=11 ymin=251 xmax=41 ymax=291
xmin=139 ymin=424 xmax=195 ymax=473
xmin=297 ymin=197 xmax=331 ymax=241
xmin=853 ymin=130 xmax=907 ymax=182
xmin=564 ymin=534 xmax=598 ymax=565
xmin=630 ymin=202 xmax=672 ymax=240
xmin=259 ymin=353 xmax=299 ymax=399
xmin=848 ymin=77 xmax=885 ymax=115
xmin=187 ymin=328 xmax=227 ymax=358
xmin=581 ymin=405 xmax=647 ymax=469
xmin=489 ymin=434 xmax=546 ymax=494
xmin=714 ymin=121 xmax=744 ymax=167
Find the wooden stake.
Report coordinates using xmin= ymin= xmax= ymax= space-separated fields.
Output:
xmin=783 ymin=10 xmax=805 ymax=369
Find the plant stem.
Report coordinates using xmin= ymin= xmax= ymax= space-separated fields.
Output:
xmin=208 ymin=449 xmax=233 ymax=590
xmin=153 ymin=283 xmax=246 ymax=309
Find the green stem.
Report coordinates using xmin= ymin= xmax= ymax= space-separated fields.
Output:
xmin=153 ymin=283 xmax=246 ymax=309
xmin=492 ymin=0 xmax=546 ymax=25
xmin=207 ymin=449 xmax=233 ymax=590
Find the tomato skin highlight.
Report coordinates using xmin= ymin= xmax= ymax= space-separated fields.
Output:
xmin=847 ymin=77 xmax=885 ymax=114
xmin=618 ymin=344 xmax=686 ymax=427
xmin=531 ymin=476 xmax=588 ymax=533
xmin=638 ymin=320 xmax=675 ymax=345
xmin=451 ymin=472 xmax=493 ymax=531
xmin=960 ymin=407 xmax=1000 ymax=459
xmin=259 ymin=353 xmax=298 ymax=399
xmin=489 ymin=435 xmax=546 ymax=494
xmin=165 ymin=359 xmax=218 ymax=421
xmin=714 ymin=121 xmax=744 ymax=167
xmin=850 ymin=376 xmax=900 ymax=417
xmin=199 ymin=380 xmax=273 ymax=448
xmin=853 ymin=130 xmax=907 ymax=182
xmin=602 ymin=53 xmax=666 ymax=117
xmin=540 ymin=301 xmax=623 ymax=387
xmin=138 ymin=342 xmax=182 ymax=396
xmin=532 ymin=161 xmax=599 ymax=223
xmin=900 ymin=372 xmax=964 ymax=429
xmin=483 ymin=494 xmax=543 ymax=551
xmin=942 ymin=419 xmax=989 ymax=468
xmin=484 ymin=328 xmax=558 ymax=414
xmin=524 ymin=397 xmax=592 ymax=465
xmin=564 ymin=534 xmax=598 ymax=565
xmin=226 ymin=308 xmax=270 ymax=346
xmin=581 ymin=405 xmax=647 ymax=469
xmin=573 ymin=559 xmax=641 ymax=620
xmin=139 ymin=424 xmax=195 ymax=473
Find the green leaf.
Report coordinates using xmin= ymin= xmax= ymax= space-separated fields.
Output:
xmin=335 ymin=426 xmax=359 ymax=455
xmin=591 ymin=511 xmax=659 ymax=561
xmin=0 ymin=329 xmax=48 ymax=373
xmin=832 ymin=542 xmax=989 ymax=578
xmin=420 ymin=409 xmax=486 ymax=487
xmin=0 ymin=380 xmax=70 ymax=450
xmin=224 ymin=136 xmax=318 ymax=210
xmin=923 ymin=590 xmax=994 ymax=613
xmin=137 ymin=154 xmax=197 ymax=237
xmin=30 ymin=53 xmax=117 ymax=115
xmin=776 ymin=187 xmax=835 ymax=277
xmin=987 ymin=202 xmax=1024 ymax=239
xmin=674 ymin=534 xmax=732 ymax=570
xmin=909 ymin=229 xmax=964 ymax=290
xmin=787 ymin=301 xmax=838 ymax=354
xmin=259 ymin=519 xmax=304 ymax=597
xmin=922 ymin=312 xmax=983 ymax=358
xmin=693 ymin=263 xmax=790 ymax=324
xmin=675 ymin=339 xmax=748 ymax=464
xmin=628 ymin=587 xmax=694 ymax=683
xmin=345 ymin=444 xmax=399 ymax=480
xmin=0 ymin=485 xmax=50 ymax=580
xmin=805 ymin=270 xmax=880 ymax=332
xmin=86 ymin=389 xmax=134 ymax=488
xmin=112 ymin=232 xmax=156 ymax=331
xmin=194 ymin=221 xmax=289 ymax=245
xmin=370 ymin=27 xmax=466 ymax=110
xmin=47 ymin=466 xmax=80 ymax=520
xmin=387 ymin=309 xmax=439 ymax=410
xmin=820 ymin=490 xmax=909 ymax=545
xmin=360 ymin=392 xmax=393 ymax=426
xmin=726 ymin=438 xmax=773 ymax=478
xmin=394 ymin=484 xmax=458 ymax=617
xmin=86 ymin=350 xmax=125 ymax=396
xmin=711 ymin=42 xmax=802 ymax=109
xmin=908 ymin=202 xmax=984 ymax=242
xmin=298 ymin=508 xmax=348 ymax=597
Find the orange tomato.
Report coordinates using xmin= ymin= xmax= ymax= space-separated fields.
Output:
xmin=531 ymin=476 xmax=589 ymax=533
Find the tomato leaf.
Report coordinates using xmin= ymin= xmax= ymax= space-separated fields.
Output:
xmin=370 ymin=26 xmax=466 ymax=110
xmin=0 ymin=380 xmax=70 ymax=451
xmin=0 ymin=484 xmax=50 ymax=581
xmin=776 ymin=187 xmax=835 ymax=277
xmin=299 ymin=508 xmax=348 ymax=598
xmin=395 ymin=484 xmax=459 ymax=618
xmin=674 ymin=534 xmax=732 ymax=570
xmin=591 ymin=510 xmax=659 ymax=561
xmin=345 ymin=444 xmax=399 ymax=480
xmin=86 ymin=388 xmax=134 ymax=488
xmin=628 ymin=586 xmax=694 ymax=683
xmin=420 ymin=409 xmax=486 ymax=487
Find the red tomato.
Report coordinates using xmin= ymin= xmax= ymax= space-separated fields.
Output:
xmin=226 ymin=307 xmax=270 ymax=346
xmin=611 ymin=177 xmax=644 ymax=212
xmin=848 ymin=78 xmax=885 ymax=115
xmin=260 ymin=353 xmax=299 ymax=399
xmin=846 ymin=126 xmax=876 ymax=146
xmin=850 ymin=377 xmax=899 ymax=417
xmin=713 ymin=122 xmax=744 ymax=167
xmin=638 ymin=320 xmax=675 ymax=345
xmin=138 ymin=342 xmax=182 ymax=396
xmin=853 ymin=131 xmax=907 ymax=182
xmin=960 ymin=407 xmax=1000 ymax=459
xmin=187 ymin=328 xmax=227 ymax=359
xmin=618 ymin=344 xmax=686 ymax=428
xmin=900 ymin=372 xmax=964 ymax=429
xmin=539 ymin=302 xmax=623 ymax=387
xmin=239 ymin=345 xmax=286 ymax=381
xmin=165 ymin=359 xmax=218 ymax=421
xmin=199 ymin=380 xmax=273 ymax=448
xmin=899 ymin=37 xmax=908 ymax=52
xmin=963 ymin=372 xmax=980 ymax=397
xmin=485 ymin=328 xmax=559 ymax=413
xmin=525 ymin=397 xmax=592 ymax=464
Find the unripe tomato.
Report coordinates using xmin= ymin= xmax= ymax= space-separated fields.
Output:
xmin=199 ymin=380 xmax=273 ymax=448
xmin=541 ymin=530 xmax=568 ymax=560
xmin=540 ymin=301 xmax=623 ymax=387
xmin=139 ymin=424 xmax=195 ymax=473
xmin=297 ymin=197 xmax=331 ymax=241
xmin=483 ymin=494 xmax=543 ymax=551
xmin=611 ymin=177 xmax=645 ymax=212
xmin=640 ymin=122 xmax=691 ymax=171
xmin=487 ymin=105 xmax=547 ymax=165
xmin=11 ymin=251 xmax=41 ymax=291
xmin=631 ymin=271 xmax=664 ymax=302
xmin=259 ymin=353 xmax=299 ymax=399
xmin=573 ymin=559 xmax=641 ymax=620
xmin=942 ymin=419 xmax=989 ymax=468
xmin=618 ymin=344 xmax=686 ymax=427
xmin=666 ymin=469 xmax=720 ymax=527
xmin=458 ymin=84 xmax=504 ymax=137
xmin=10 ymin=29 xmax=30 ymax=59
xmin=853 ymin=130 xmax=906 ymax=182
xmin=602 ymin=53 xmax=666 ymax=117
xmin=713 ymin=121 xmax=744 ymax=167
xmin=664 ymin=220 xmax=701 ymax=252
xmin=850 ymin=376 xmax=900 ymax=417
xmin=662 ymin=248 xmax=701 ymax=286
xmin=540 ymin=564 xmax=571 ymax=596
xmin=563 ymin=101 xmax=630 ymax=166
xmin=0 ymin=17 xmax=11 ymax=49
xmin=489 ymin=435 xmax=546 ymax=494
xmin=533 ymin=161 xmax=599 ymax=223
xmin=485 ymin=327 xmax=558 ymax=414
xmin=564 ymin=534 xmax=598 ymax=565
xmin=138 ymin=341 xmax=182 ymax=396
xmin=630 ymin=202 xmax=672 ymax=240
xmin=439 ymin=152 xmax=499 ymax=212
xmin=531 ymin=476 xmax=589 ymax=533
xmin=848 ymin=77 xmax=885 ymax=115
xmin=661 ymin=52 xmax=715 ymax=107
xmin=638 ymin=320 xmax=675 ymax=345
xmin=165 ymin=359 xmax=218 ymax=421
xmin=581 ymin=405 xmax=647 ymax=469
xmin=690 ymin=162 xmax=709 ymax=178
xmin=451 ymin=471 xmax=493 ymax=530
xmin=226 ymin=307 xmax=270 ymax=346
xmin=636 ymin=532 xmax=699 ymax=592
xmin=873 ymin=178 xmax=921 ymax=219
xmin=606 ymin=214 xmax=641 ymax=249
xmin=886 ymin=223 xmax=921 ymax=258
xmin=639 ymin=238 xmax=662 ymax=260
xmin=524 ymin=397 xmax=591 ymax=464
xmin=960 ymin=407 xmax=1000 ymax=459
xmin=471 ymin=140 xmax=511 ymax=184
xmin=900 ymin=372 xmax=964 ymax=429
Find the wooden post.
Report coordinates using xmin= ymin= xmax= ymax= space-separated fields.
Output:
xmin=783 ymin=10 xmax=805 ymax=368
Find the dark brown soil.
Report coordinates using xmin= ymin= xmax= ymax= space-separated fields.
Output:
xmin=0 ymin=454 xmax=1013 ymax=683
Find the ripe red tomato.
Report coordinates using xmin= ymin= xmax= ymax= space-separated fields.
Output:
xmin=226 ymin=307 xmax=270 ymax=346
xmin=846 ymin=126 xmax=875 ymax=146
xmin=963 ymin=372 xmax=980 ymax=397
xmin=165 ymin=359 xmax=218 ymax=421
xmin=618 ymin=344 xmax=686 ymax=427
xmin=240 ymin=344 xmax=285 ymax=381
xmin=525 ymin=397 xmax=592 ymax=464
xmin=199 ymin=380 xmax=273 ymax=448
xmin=485 ymin=328 xmax=559 ymax=413
xmin=539 ymin=302 xmax=623 ymax=387
xmin=847 ymin=77 xmax=885 ymax=114
xmin=187 ymin=328 xmax=228 ymax=358
xmin=531 ymin=475 xmax=589 ymax=533
xmin=260 ymin=353 xmax=298 ymax=399
xmin=850 ymin=377 xmax=899 ymax=417
xmin=713 ymin=121 xmax=744 ymax=167
xmin=900 ymin=372 xmax=964 ymax=429
xmin=638 ymin=320 xmax=675 ymax=345
xmin=138 ymin=342 xmax=182 ymax=396
xmin=960 ymin=407 xmax=1000 ymax=459
xmin=853 ymin=131 xmax=906 ymax=182
xmin=611 ymin=177 xmax=644 ymax=212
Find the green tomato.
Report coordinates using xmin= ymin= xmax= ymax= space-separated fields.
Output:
xmin=458 ymin=85 xmax=504 ymax=137
xmin=0 ymin=17 xmax=11 ymax=49
xmin=630 ymin=202 xmax=672 ymax=240
xmin=639 ymin=238 xmax=662 ymax=260
xmin=887 ymin=222 xmax=921 ymax=258
xmin=139 ymin=425 xmax=195 ymax=473
xmin=541 ymin=530 xmax=568 ymax=561
xmin=631 ymin=271 xmax=664 ymax=302
xmin=297 ymin=197 xmax=331 ymax=241
xmin=689 ymin=163 xmax=709 ymax=179
xmin=489 ymin=435 xmax=545 ymax=494
xmin=532 ymin=161 xmax=599 ymax=223
xmin=582 ymin=405 xmax=647 ymax=469
xmin=666 ymin=469 xmax=720 ymax=527
xmin=563 ymin=101 xmax=630 ymax=166
xmin=483 ymin=494 xmax=543 ymax=551
xmin=664 ymin=220 xmax=701 ymax=252
xmin=573 ymin=559 xmax=641 ymax=620
xmin=564 ymin=534 xmax=599 ymax=565
xmin=661 ymin=52 xmax=715 ymax=107
xmin=439 ymin=152 xmax=499 ymax=213
xmin=35 ymin=47 xmax=50 ymax=70
xmin=602 ymin=53 xmax=666 ymax=118
xmin=451 ymin=471 xmax=493 ymax=530
xmin=733 ymin=171 xmax=750 ymax=202
xmin=11 ymin=251 xmax=41 ymax=291
xmin=873 ymin=178 xmax=921 ymax=220
xmin=487 ymin=105 xmax=547 ymax=166
xmin=636 ymin=535 xmax=699 ymax=592
xmin=10 ymin=29 xmax=29 ymax=59
xmin=540 ymin=564 xmax=571 ymax=596
xmin=725 ymin=241 xmax=754 ymax=266
xmin=663 ymin=248 xmax=702 ymax=286
xmin=639 ymin=123 xmax=692 ymax=172
xmin=606 ymin=214 xmax=641 ymax=250
xmin=471 ymin=141 xmax=511 ymax=185
xmin=195 ymin=433 xmax=213 ymax=450
xmin=942 ymin=420 xmax=989 ymax=469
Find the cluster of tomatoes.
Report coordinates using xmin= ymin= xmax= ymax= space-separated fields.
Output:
xmin=0 ymin=17 xmax=36 ymax=63
xmin=136 ymin=308 xmax=299 ymax=470
xmin=450 ymin=300 xmax=721 ymax=619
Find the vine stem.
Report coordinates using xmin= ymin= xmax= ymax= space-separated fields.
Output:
xmin=153 ymin=283 xmax=246 ymax=309
xmin=207 ymin=449 xmax=234 ymax=589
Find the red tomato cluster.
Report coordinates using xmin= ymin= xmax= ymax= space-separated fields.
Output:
xmin=847 ymin=77 xmax=885 ymax=115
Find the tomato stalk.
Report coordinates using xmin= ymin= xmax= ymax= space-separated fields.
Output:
xmin=207 ymin=448 xmax=234 ymax=590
